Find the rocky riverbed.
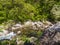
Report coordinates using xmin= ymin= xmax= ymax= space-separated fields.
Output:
xmin=0 ymin=21 xmax=60 ymax=45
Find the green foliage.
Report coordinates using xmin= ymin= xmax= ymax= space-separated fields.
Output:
xmin=37 ymin=30 xmax=43 ymax=38
xmin=0 ymin=39 xmax=16 ymax=45
xmin=0 ymin=0 xmax=60 ymax=23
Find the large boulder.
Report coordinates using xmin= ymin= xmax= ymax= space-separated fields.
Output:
xmin=40 ymin=22 xmax=60 ymax=45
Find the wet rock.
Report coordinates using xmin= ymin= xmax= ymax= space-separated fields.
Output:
xmin=40 ymin=22 xmax=60 ymax=45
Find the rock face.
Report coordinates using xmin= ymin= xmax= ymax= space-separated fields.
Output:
xmin=40 ymin=22 xmax=60 ymax=45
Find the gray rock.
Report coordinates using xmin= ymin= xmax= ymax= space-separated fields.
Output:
xmin=46 ymin=22 xmax=60 ymax=32
xmin=40 ymin=22 xmax=60 ymax=45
